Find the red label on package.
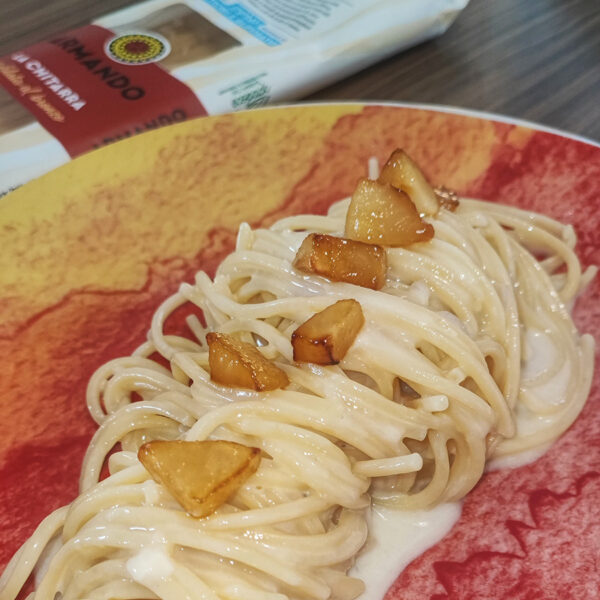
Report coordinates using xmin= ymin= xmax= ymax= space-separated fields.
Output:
xmin=0 ymin=25 xmax=207 ymax=157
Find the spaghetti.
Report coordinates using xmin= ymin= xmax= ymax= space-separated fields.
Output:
xmin=0 ymin=164 xmax=595 ymax=600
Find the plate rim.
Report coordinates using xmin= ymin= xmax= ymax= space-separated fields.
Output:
xmin=6 ymin=101 xmax=598 ymax=201
xmin=248 ymin=100 xmax=600 ymax=149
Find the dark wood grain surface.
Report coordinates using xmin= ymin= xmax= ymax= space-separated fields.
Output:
xmin=1 ymin=0 xmax=599 ymax=140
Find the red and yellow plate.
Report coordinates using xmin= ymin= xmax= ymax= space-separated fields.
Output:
xmin=1 ymin=103 xmax=599 ymax=599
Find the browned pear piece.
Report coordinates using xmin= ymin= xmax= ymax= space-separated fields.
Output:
xmin=207 ymin=332 xmax=289 ymax=391
xmin=378 ymin=149 xmax=440 ymax=216
xmin=292 ymin=299 xmax=365 ymax=365
xmin=293 ymin=233 xmax=387 ymax=290
xmin=345 ymin=178 xmax=434 ymax=246
xmin=138 ymin=440 xmax=261 ymax=518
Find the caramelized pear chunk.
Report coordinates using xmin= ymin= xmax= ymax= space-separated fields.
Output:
xmin=138 ymin=440 xmax=261 ymax=518
xmin=345 ymin=178 xmax=434 ymax=246
xmin=207 ymin=332 xmax=289 ymax=390
xmin=293 ymin=233 xmax=387 ymax=290
xmin=292 ymin=299 xmax=365 ymax=365
xmin=434 ymin=186 xmax=460 ymax=212
xmin=378 ymin=149 xmax=439 ymax=216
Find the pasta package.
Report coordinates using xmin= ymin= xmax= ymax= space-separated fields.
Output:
xmin=0 ymin=0 xmax=469 ymax=195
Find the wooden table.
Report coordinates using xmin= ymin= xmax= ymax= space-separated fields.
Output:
xmin=1 ymin=0 xmax=599 ymax=140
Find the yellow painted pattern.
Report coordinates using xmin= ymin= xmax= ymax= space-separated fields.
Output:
xmin=0 ymin=104 xmax=363 ymax=335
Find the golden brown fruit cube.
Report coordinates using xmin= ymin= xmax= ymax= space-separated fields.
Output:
xmin=292 ymin=299 xmax=365 ymax=365
xmin=378 ymin=149 xmax=439 ymax=216
xmin=138 ymin=440 xmax=261 ymax=518
xmin=207 ymin=332 xmax=289 ymax=391
xmin=293 ymin=233 xmax=387 ymax=290
xmin=345 ymin=178 xmax=434 ymax=246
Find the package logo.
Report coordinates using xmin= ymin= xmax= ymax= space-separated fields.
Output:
xmin=104 ymin=32 xmax=171 ymax=65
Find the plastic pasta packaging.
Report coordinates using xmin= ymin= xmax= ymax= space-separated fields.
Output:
xmin=0 ymin=0 xmax=469 ymax=194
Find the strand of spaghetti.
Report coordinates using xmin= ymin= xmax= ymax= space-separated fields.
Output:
xmin=353 ymin=453 xmax=423 ymax=477
xmin=0 ymin=507 xmax=68 ymax=599
xmin=461 ymin=199 xmax=582 ymax=301
xmin=60 ymin=559 xmax=155 ymax=600
xmin=82 ymin=413 xmax=181 ymax=490
xmin=86 ymin=356 xmax=173 ymax=423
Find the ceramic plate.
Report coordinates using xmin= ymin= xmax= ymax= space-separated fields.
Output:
xmin=1 ymin=103 xmax=599 ymax=599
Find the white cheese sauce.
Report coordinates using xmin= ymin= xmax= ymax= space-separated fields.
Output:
xmin=352 ymin=329 xmax=568 ymax=598
xmin=488 ymin=329 xmax=568 ymax=471
xmin=127 ymin=547 xmax=175 ymax=585
xmin=352 ymin=502 xmax=461 ymax=600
